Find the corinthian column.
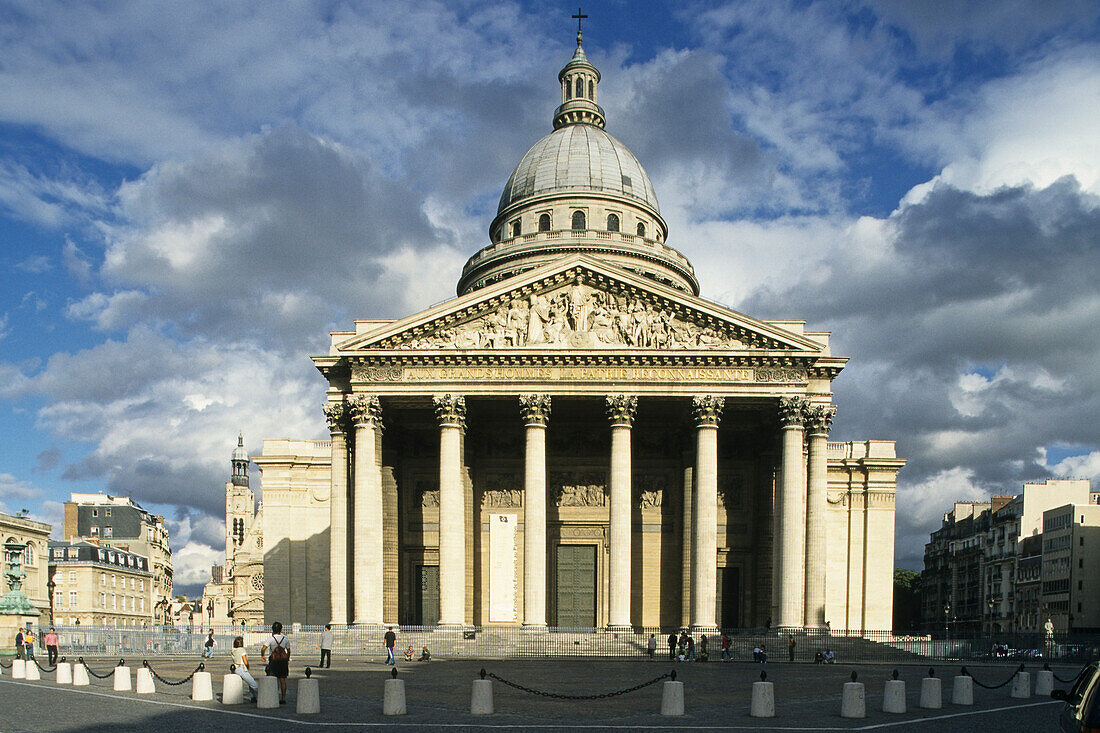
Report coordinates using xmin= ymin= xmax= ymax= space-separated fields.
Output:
xmin=804 ymin=404 xmax=835 ymax=628
xmin=520 ymin=394 xmax=551 ymax=630
xmin=434 ymin=394 xmax=467 ymax=627
xmin=606 ymin=394 xmax=637 ymax=630
xmin=323 ymin=400 xmax=349 ymax=626
xmin=691 ymin=395 xmax=724 ymax=633
xmin=348 ymin=394 xmax=383 ymax=625
xmin=776 ymin=396 xmax=809 ymax=629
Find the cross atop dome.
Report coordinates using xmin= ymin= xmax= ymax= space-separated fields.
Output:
xmin=555 ymin=11 xmax=604 ymax=129
xmin=572 ymin=7 xmax=587 ymax=47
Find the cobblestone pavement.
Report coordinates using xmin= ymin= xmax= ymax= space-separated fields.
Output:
xmin=0 ymin=656 xmax=1070 ymax=732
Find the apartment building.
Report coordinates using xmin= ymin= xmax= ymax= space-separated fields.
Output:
xmin=47 ymin=541 xmax=153 ymax=626
xmin=1041 ymin=504 xmax=1100 ymax=633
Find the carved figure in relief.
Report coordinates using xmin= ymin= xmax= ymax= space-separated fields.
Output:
xmin=639 ymin=490 xmax=662 ymax=509
xmin=482 ymin=489 xmax=522 ymax=507
xmin=527 ymin=294 xmax=550 ymax=344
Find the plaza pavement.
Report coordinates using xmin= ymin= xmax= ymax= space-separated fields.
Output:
xmin=0 ymin=654 xmax=1069 ymax=732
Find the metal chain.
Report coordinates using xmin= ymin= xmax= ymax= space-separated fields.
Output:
xmin=33 ymin=658 xmax=57 ymax=674
xmin=0 ymin=658 xmax=11 ymax=669
xmin=485 ymin=670 xmax=672 ymax=700
xmin=142 ymin=660 xmax=205 ymax=686
xmin=1049 ymin=663 xmax=1090 ymax=684
xmin=79 ymin=658 xmax=116 ymax=679
xmin=961 ymin=665 xmax=1024 ymax=690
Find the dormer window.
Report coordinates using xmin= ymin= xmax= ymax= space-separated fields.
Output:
xmin=538 ymin=213 xmax=551 ymax=231
xmin=571 ymin=210 xmax=586 ymax=230
xmin=606 ymin=213 xmax=620 ymax=232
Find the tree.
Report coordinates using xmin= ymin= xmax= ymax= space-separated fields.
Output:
xmin=893 ymin=569 xmax=923 ymax=632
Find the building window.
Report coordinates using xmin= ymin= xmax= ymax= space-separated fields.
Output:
xmin=92 ymin=509 xmax=98 ymax=517
xmin=571 ymin=210 xmax=586 ymax=230
xmin=575 ymin=77 xmax=584 ymax=99
xmin=565 ymin=77 xmax=572 ymax=100
xmin=99 ymin=592 xmax=105 ymax=608
xmin=100 ymin=573 xmax=105 ymax=586
xmin=538 ymin=213 xmax=551 ymax=231
xmin=606 ymin=213 xmax=619 ymax=232
xmin=104 ymin=527 xmax=112 ymax=538
xmin=637 ymin=222 xmax=646 ymax=237
xmin=55 ymin=591 xmax=63 ymax=608
xmin=589 ymin=80 xmax=595 ymax=99
xmin=68 ymin=571 xmax=76 ymax=584
xmin=23 ymin=543 xmax=34 ymax=567
xmin=112 ymin=575 xmax=117 ymax=588
xmin=511 ymin=220 xmax=521 ymax=237
xmin=69 ymin=591 xmax=77 ymax=607
xmin=1080 ymin=558 xmax=1084 ymax=569
xmin=105 ymin=508 xmax=111 ymax=517
xmin=90 ymin=526 xmax=99 ymax=536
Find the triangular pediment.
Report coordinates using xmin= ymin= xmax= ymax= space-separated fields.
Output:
xmin=334 ymin=255 xmax=827 ymax=354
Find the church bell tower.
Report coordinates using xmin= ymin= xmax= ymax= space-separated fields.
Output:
xmin=225 ymin=434 xmax=255 ymax=572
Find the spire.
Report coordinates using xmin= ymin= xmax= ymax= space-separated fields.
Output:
xmin=231 ymin=433 xmax=249 ymax=487
xmin=554 ymin=10 xmax=604 ymax=129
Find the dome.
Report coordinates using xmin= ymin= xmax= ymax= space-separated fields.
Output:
xmin=232 ymin=434 xmax=248 ymax=463
xmin=497 ymin=124 xmax=661 ymax=218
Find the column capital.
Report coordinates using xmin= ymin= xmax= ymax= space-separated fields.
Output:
xmin=519 ymin=394 xmax=552 ymax=426
xmin=778 ymin=396 xmax=811 ymax=428
xmin=605 ymin=394 xmax=638 ymax=426
xmin=433 ymin=393 xmax=467 ymax=429
xmin=806 ymin=404 xmax=837 ymax=436
xmin=348 ymin=394 xmax=383 ymax=429
xmin=691 ymin=395 xmax=725 ymax=427
xmin=322 ymin=400 xmax=347 ymax=435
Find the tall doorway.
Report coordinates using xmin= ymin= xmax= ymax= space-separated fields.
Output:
xmin=416 ymin=565 xmax=440 ymax=626
xmin=555 ymin=544 xmax=596 ymax=627
xmin=716 ymin=566 xmax=741 ymax=629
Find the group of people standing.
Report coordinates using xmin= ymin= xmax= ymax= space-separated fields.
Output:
xmin=14 ymin=627 xmax=60 ymax=664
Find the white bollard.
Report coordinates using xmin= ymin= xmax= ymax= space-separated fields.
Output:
xmin=883 ymin=679 xmax=906 ymax=713
xmin=25 ymin=661 xmax=41 ymax=681
xmin=257 ymin=676 xmax=280 ymax=708
xmin=191 ymin=670 xmax=214 ymax=701
xmin=471 ymin=678 xmax=494 ymax=715
xmin=920 ymin=677 xmax=942 ymax=709
xmin=1011 ymin=671 xmax=1031 ymax=699
xmin=1036 ymin=669 xmax=1054 ymax=696
xmin=113 ymin=666 xmax=132 ymax=691
xmin=12 ymin=659 xmax=26 ymax=679
xmin=383 ymin=678 xmax=407 ymax=715
xmin=297 ymin=677 xmax=320 ymax=714
xmin=841 ymin=682 xmax=866 ymax=718
xmin=952 ymin=675 xmax=974 ymax=705
xmin=73 ymin=663 xmax=90 ymax=686
xmin=660 ymin=680 xmax=685 ymax=716
xmin=136 ymin=667 xmax=155 ymax=694
xmin=222 ymin=673 xmax=245 ymax=704
xmin=750 ymin=681 xmax=775 ymax=717
xmin=56 ymin=662 xmax=73 ymax=685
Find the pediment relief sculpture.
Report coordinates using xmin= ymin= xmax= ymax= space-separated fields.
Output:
xmin=392 ymin=278 xmax=758 ymax=351
xmin=552 ymin=471 xmax=608 ymax=507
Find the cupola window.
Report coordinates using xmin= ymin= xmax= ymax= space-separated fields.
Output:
xmin=589 ymin=80 xmax=595 ymax=99
xmin=565 ymin=78 xmax=572 ymax=101
xmin=571 ymin=210 xmax=586 ymax=230
xmin=607 ymin=213 xmax=619 ymax=232
xmin=511 ymin=220 xmax=521 ymax=237
xmin=637 ymin=222 xmax=646 ymax=237
xmin=538 ymin=213 xmax=551 ymax=231
xmin=575 ymin=78 xmax=584 ymax=99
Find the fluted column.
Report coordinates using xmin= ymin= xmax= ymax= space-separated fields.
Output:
xmin=324 ymin=400 xmax=349 ymax=625
xmin=520 ymin=394 xmax=551 ymax=630
xmin=776 ymin=396 xmax=809 ymax=629
xmin=606 ymin=394 xmax=637 ymax=630
xmin=348 ymin=394 xmax=383 ymax=625
xmin=691 ymin=395 xmax=724 ymax=632
xmin=434 ymin=394 xmax=467 ymax=627
xmin=804 ymin=404 xmax=835 ymax=628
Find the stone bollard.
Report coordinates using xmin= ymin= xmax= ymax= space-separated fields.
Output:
xmin=1011 ymin=671 xmax=1031 ymax=699
xmin=297 ymin=668 xmax=320 ymax=714
xmin=113 ymin=665 xmax=132 ymax=691
xmin=883 ymin=670 xmax=906 ymax=714
xmin=257 ymin=676 xmax=280 ymax=709
xmin=191 ymin=671 xmax=214 ymax=701
xmin=919 ymin=672 xmax=942 ymax=709
xmin=73 ymin=663 xmax=90 ymax=686
xmin=750 ymin=671 xmax=775 ymax=718
xmin=471 ymin=670 xmax=494 ymax=715
xmin=1036 ymin=669 xmax=1054 ymax=696
xmin=56 ymin=661 xmax=73 ymax=685
xmin=952 ymin=674 xmax=974 ymax=705
xmin=12 ymin=659 xmax=26 ymax=679
xmin=25 ymin=661 xmax=41 ymax=681
xmin=136 ymin=667 xmax=155 ymax=694
xmin=660 ymin=680 xmax=685 ymax=716
xmin=383 ymin=668 xmax=407 ymax=715
xmin=222 ymin=673 xmax=245 ymax=704
xmin=841 ymin=672 xmax=866 ymax=719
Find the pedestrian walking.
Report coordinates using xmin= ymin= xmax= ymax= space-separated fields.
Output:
xmin=231 ymin=637 xmax=258 ymax=702
xmin=787 ymin=634 xmax=795 ymax=662
xmin=720 ymin=632 xmax=732 ymax=661
xmin=383 ymin=626 xmax=396 ymax=665
xmin=203 ymin=630 xmax=217 ymax=658
xmin=667 ymin=631 xmax=677 ymax=660
xmin=318 ymin=624 xmax=334 ymax=668
xmin=44 ymin=627 xmax=59 ymax=665
xmin=647 ymin=634 xmax=656 ymax=658
xmin=261 ymin=621 xmax=290 ymax=705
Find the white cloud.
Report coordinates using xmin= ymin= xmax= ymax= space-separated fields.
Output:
xmin=172 ymin=541 xmax=223 ymax=588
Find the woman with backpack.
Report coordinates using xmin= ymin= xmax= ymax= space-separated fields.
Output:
xmin=261 ymin=621 xmax=291 ymax=705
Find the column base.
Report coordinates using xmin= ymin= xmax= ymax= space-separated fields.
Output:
xmin=690 ymin=624 xmax=719 ymax=635
xmin=522 ymin=623 xmax=549 ymax=633
xmin=605 ymin=624 xmax=634 ymax=634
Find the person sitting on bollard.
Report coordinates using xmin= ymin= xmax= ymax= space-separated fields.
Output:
xmin=720 ymin=632 xmax=732 ymax=662
xmin=203 ymin=630 xmax=217 ymax=658
xmin=45 ymin=627 xmax=59 ymax=665
xmin=261 ymin=621 xmax=291 ymax=705
xmin=823 ymin=649 xmax=836 ymax=664
xmin=232 ymin=636 xmax=258 ymax=703
xmin=404 ymin=645 xmax=414 ymax=662
xmin=419 ymin=646 xmax=431 ymax=662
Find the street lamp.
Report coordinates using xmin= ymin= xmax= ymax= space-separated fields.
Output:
xmin=944 ymin=603 xmax=952 ymax=641
xmin=46 ymin=574 xmax=56 ymax=625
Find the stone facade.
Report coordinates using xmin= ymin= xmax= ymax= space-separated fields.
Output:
xmin=258 ymin=36 xmax=905 ymax=632
xmin=0 ymin=512 xmax=51 ymax=627
xmin=47 ymin=541 xmax=153 ymax=626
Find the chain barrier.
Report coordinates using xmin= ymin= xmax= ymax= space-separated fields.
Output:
xmin=482 ymin=668 xmax=673 ymax=700
xmin=961 ymin=664 xmax=1025 ymax=690
xmin=0 ymin=658 xmax=11 ymax=669
xmin=33 ymin=658 xmax=57 ymax=674
xmin=1046 ymin=662 xmax=1090 ymax=685
xmin=77 ymin=657 xmax=119 ymax=679
xmin=142 ymin=659 xmax=205 ymax=686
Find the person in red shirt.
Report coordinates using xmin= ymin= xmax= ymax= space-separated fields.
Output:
xmin=720 ymin=632 xmax=732 ymax=662
xmin=44 ymin=627 xmax=60 ymax=665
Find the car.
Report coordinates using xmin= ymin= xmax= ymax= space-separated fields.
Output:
xmin=1052 ymin=661 xmax=1100 ymax=732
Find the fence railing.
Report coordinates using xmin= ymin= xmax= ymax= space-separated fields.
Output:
xmin=10 ymin=625 xmax=1097 ymax=664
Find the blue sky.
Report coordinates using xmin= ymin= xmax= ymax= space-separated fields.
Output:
xmin=1 ymin=1 xmax=1098 ymax=596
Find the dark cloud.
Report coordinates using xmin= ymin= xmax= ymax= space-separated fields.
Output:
xmin=35 ymin=445 xmax=61 ymax=471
